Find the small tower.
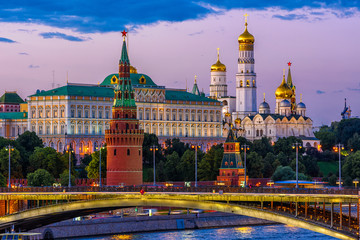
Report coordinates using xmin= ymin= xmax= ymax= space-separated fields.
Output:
xmin=296 ymin=94 xmax=306 ymax=116
xmin=217 ymin=129 xmax=246 ymax=186
xmin=275 ymin=69 xmax=293 ymax=114
xmin=234 ymin=14 xmax=257 ymax=119
xmin=210 ymin=48 xmax=227 ymax=99
xmin=287 ymin=62 xmax=296 ymax=114
xmin=105 ymin=30 xmax=144 ymax=186
xmin=341 ymin=98 xmax=352 ymax=119
xmin=259 ymin=93 xmax=270 ymax=114
xmin=192 ymin=75 xmax=201 ymax=95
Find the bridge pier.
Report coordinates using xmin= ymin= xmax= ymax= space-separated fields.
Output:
xmin=331 ymin=202 xmax=334 ymax=228
xmin=305 ymin=202 xmax=308 ymax=219
xmin=323 ymin=202 xmax=325 ymax=220
xmin=314 ymin=202 xmax=317 ymax=220
xmin=340 ymin=202 xmax=343 ymax=230
xmin=349 ymin=203 xmax=351 ymax=228
xmin=295 ymin=202 xmax=298 ymax=217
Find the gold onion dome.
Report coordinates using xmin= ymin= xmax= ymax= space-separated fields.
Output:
xmin=130 ymin=65 xmax=137 ymax=74
xmin=211 ymin=48 xmax=226 ymax=72
xmin=275 ymin=70 xmax=293 ymax=99
xmin=238 ymin=22 xmax=254 ymax=44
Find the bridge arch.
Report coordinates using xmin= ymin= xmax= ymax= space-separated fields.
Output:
xmin=0 ymin=197 xmax=354 ymax=240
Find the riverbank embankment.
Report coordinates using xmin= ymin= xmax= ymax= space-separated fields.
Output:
xmin=31 ymin=212 xmax=275 ymax=239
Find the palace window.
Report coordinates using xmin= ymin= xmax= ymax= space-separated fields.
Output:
xmin=172 ymin=114 xmax=176 ymax=121
xmin=71 ymin=110 xmax=75 ymax=118
xmin=46 ymin=126 xmax=50 ymax=135
xmin=246 ymin=80 xmax=250 ymax=87
xmin=105 ymin=111 xmax=109 ymax=119
xmin=179 ymin=114 xmax=182 ymax=121
xmin=92 ymin=126 xmax=96 ymax=134
xmin=146 ymin=113 xmax=150 ymax=120
xmin=78 ymin=125 xmax=82 ymax=134
xmin=159 ymin=114 xmax=163 ymax=120
xmin=60 ymin=109 xmax=65 ymax=118
xmin=39 ymin=126 xmax=43 ymax=135
xmin=99 ymin=111 xmax=102 ymax=119
xmin=85 ymin=126 xmax=89 ymax=135
xmin=85 ymin=110 xmax=89 ymax=118
xmin=71 ymin=125 xmax=75 ymax=134
xmin=46 ymin=110 xmax=50 ymax=118
xmin=92 ymin=110 xmax=96 ymax=118
xmin=77 ymin=110 xmax=82 ymax=118
xmin=53 ymin=125 xmax=58 ymax=135
xmin=61 ymin=125 xmax=65 ymax=134
xmin=153 ymin=113 xmax=156 ymax=120
xmin=31 ymin=110 xmax=36 ymax=118
xmin=53 ymin=109 xmax=58 ymax=118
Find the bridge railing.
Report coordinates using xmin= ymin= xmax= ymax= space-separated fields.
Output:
xmin=0 ymin=186 xmax=358 ymax=195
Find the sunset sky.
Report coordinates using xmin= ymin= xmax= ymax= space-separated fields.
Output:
xmin=1 ymin=1 xmax=360 ymax=125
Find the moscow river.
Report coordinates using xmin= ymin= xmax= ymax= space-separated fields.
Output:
xmin=81 ymin=225 xmax=337 ymax=240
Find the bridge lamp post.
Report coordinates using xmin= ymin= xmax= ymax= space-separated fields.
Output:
xmin=5 ymin=145 xmax=14 ymax=188
xmin=241 ymin=144 xmax=249 ymax=188
xmin=353 ymin=179 xmax=359 ymax=188
xmin=191 ymin=145 xmax=201 ymax=187
xmin=333 ymin=144 xmax=344 ymax=189
xmin=96 ymin=144 xmax=104 ymax=187
xmin=150 ymin=145 xmax=158 ymax=186
xmin=66 ymin=145 xmax=73 ymax=188
xmin=292 ymin=143 xmax=302 ymax=189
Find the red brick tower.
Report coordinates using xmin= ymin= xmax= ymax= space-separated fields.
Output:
xmin=105 ymin=31 xmax=144 ymax=186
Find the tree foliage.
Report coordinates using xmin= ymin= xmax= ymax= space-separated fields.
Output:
xmin=59 ymin=170 xmax=76 ymax=186
xmin=27 ymin=169 xmax=54 ymax=186
xmin=198 ymin=144 xmax=223 ymax=181
xmin=0 ymin=147 xmax=23 ymax=178
xmin=28 ymin=147 xmax=66 ymax=178
xmin=86 ymin=148 xmax=107 ymax=179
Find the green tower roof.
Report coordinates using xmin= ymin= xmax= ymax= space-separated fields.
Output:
xmin=0 ymin=92 xmax=25 ymax=104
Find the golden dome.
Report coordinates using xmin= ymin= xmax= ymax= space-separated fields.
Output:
xmin=211 ymin=48 xmax=226 ymax=72
xmin=238 ymin=23 xmax=254 ymax=44
xmin=275 ymin=72 xmax=293 ymax=99
xmin=130 ymin=65 xmax=137 ymax=74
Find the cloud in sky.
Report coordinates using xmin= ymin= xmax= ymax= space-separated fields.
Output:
xmin=19 ymin=52 xmax=29 ymax=55
xmin=316 ymin=90 xmax=326 ymax=94
xmin=272 ymin=14 xmax=308 ymax=21
xmin=39 ymin=32 xmax=90 ymax=41
xmin=0 ymin=1 xmax=359 ymax=33
xmin=0 ymin=37 xmax=16 ymax=43
xmin=29 ymin=65 xmax=39 ymax=68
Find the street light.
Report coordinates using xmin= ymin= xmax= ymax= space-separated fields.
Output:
xmin=149 ymin=145 xmax=158 ymax=186
xmin=191 ymin=144 xmax=201 ymax=187
xmin=96 ymin=144 xmax=104 ymax=187
xmin=241 ymin=144 xmax=250 ymax=188
xmin=66 ymin=145 xmax=73 ymax=188
xmin=5 ymin=145 xmax=14 ymax=188
xmin=292 ymin=142 xmax=302 ymax=189
xmin=353 ymin=179 xmax=359 ymax=188
xmin=333 ymin=143 xmax=344 ymax=189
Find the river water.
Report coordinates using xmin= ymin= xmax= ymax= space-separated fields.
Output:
xmin=81 ymin=225 xmax=337 ymax=239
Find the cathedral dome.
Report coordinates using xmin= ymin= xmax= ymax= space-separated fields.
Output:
xmin=297 ymin=102 xmax=306 ymax=109
xmin=238 ymin=23 xmax=254 ymax=44
xmin=280 ymin=99 xmax=291 ymax=107
xmin=130 ymin=65 xmax=138 ymax=74
xmin=211 ymin=49 xmax=226 ymax=72
xmin=275 ymin=74 xmax=293 ymax=99
xmin=259 ymin=101 xmax=270 ymax=109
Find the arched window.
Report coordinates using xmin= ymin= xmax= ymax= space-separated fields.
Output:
xmin=240 ymin=80 xmax=243 ymax=87
xmin=114 ymin=149 xmax=117 ymax=156
xmin=139 ymin=149 xmax=141 ymax=156
xmin=127 ymin=149 xmax=130 ymax=155
xmin=126 ymin=123 xmax=129 ymax=130
xmin=246 ymin=80 xmax=250 ymax=87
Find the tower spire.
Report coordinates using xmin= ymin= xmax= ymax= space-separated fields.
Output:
xmin=263 ymin=93 xmax=266 ymax=102
xmin=244 ymin=13 xmax=248 ymax=26
xmin=217 ymin=48 xmax=220 ymax=61
xmin=300 ymin=93 xmax=303 ymax=102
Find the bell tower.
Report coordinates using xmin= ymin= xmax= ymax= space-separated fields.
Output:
xmin=105 ymin=30 xmax=144 ymax=186
xmin=233 ymin=14 xmax=257 ymax=120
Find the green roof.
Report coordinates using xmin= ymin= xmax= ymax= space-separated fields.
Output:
xmin=30 ymin=85 xmax=114 ymax=97
xmin=0 ymin=92 xmax=25 ymax=104
xmin=120 ymin=39 xmax=130 ymax=65
xmin=225 ymin=129 xmax=237 ymax=142
xmin=192 ymin=82 xmax=200 ymax=95
xmin=0 ymin=112 xmax=27 ymax=120
xmin=101 ymin=73 xmax=157 ymax=87
xmin=220 ymin=152 xmax=243 ymax=169
xmin=165 ymin=90 xmax=219 ymax=103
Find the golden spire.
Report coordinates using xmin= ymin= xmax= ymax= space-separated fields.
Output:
xmin=275 ymin=69 xmax=293 ymax=99
xmin=238 ymin=13 xmax=254 ymax=44
xmin=211 ymin=48 xmax=226 ymax=72
xmin=217 ymin=48 xmax=220 ymax=61
xmin=300 ymin=93 xmax=303 ymax=102
xmin=263 ymin=93 xmax=266 ymax=102
xmin=194 ymin=75 xmax=197 ymax=84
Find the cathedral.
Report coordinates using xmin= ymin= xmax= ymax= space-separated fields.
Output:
xmin=209 ymin=15 xmax=320 ymax=149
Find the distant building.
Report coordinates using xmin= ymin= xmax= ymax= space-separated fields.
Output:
xmin=0 ymin=91 xmax=25 ymax=113
xmin=341 ymin=98 xmax=351 ymax=120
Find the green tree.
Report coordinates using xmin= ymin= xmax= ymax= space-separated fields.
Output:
xmin=142 ymin=133 xmax=162 ymax=167
xmin=164 ymin=138 xmax=189 ymax=157
xmin=0 ymin=147 xmax=23 ymax=178
xmin=246 ymin=152 xmax=263 ymax=178
xmin=28 ymin=147 xmax=66 ymax=178
xmin=272 ymin=166 xmax=308 ymax=181
xmin=274 ymin=137 xmax=303 ymax=156
xmin=348 ymin=133 xmax=360 ymax=151
xmin=314 ymin=126 xmax=336 ymax=151
xmin=15 ymin=131 xmax=43 ymax=152
xmin=164 ymin=151 xmax=181 ymax=181
xmin=328 ymin=174 xmax=337 ymax=186
xmin=276 ymin=152 xmax=289 ymax=166
xmin=336 ymin=118 xmax=360 ymax=147
xmin=289 ymin=159 xmax=306 ymax=174
xmin=302 ymin=155 xmax=320 ymax=177
xmin=86 ymin=148 xmax=107 ymax=179
xmin=252 ymin=137 xmax=273 ymax=158
xmin=272 ymin=159 xmax=281 ymax=170
xmin=60 ymin=170 xmax=76 ymax=186
xmin=342 ymin=150 xmax=360 ymax=181
xmin=27 ymin=169 xmax=54 ymax=186
xmin=176 ymin=149 xmax=202 ymax=181
xmin=76 ymin=154 xmax=92 ymax=178
xmin=0 ymin=173 xmax=6 ymax=187
xmin=198 ymin=144 xmax=223 ymax=181
xmin=236 ymin=137 xmax=252 ymax=149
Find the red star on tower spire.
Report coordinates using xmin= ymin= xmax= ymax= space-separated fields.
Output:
xmin=121 ymin=30 xmax=127 ymax=37
xmin=287 ymin=62 xmax=292 ymax=67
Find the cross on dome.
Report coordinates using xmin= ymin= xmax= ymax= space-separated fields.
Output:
xmin=244 ymin=13 xmax=249 ymax=23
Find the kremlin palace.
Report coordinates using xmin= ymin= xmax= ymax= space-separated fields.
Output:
xmin=0 ymin=15 xmax=320 ymax=158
